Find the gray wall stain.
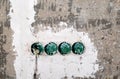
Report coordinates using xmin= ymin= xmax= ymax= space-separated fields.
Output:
xmin=0 ymin=0 xmax=15 ymax=79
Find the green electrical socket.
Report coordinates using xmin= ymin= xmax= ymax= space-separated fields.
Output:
xmin=72 ymin=42 xmax=85 ymax=55
xmin=31 ymin=42 xmax=44 ymax=55
xmin=45 ymin=42 xmax=58 ymax=56
xmin=58 ymin=42 xmax=72 ymax=55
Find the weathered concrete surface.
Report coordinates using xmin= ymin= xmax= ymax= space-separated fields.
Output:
xmin=0 ymin=0 xmax=15 ymax=79
xmin=32 ymin=0 xmax=120 ymax=79
xmin=0 ymin=0 xmax=120 ymax=79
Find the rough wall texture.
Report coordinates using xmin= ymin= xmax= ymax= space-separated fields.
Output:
xmin=0 ymin=0 xmax=15 ymax=79
xmin=0 ymin=0 xmax=120 ymax=79
xmin=32 ymin=0 xmax=120 ymax=79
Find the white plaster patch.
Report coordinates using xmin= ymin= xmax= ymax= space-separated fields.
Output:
xmin=9 ymin=0 xmax=99 ymax=79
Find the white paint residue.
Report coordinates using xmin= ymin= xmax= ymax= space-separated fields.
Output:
xmin=9 ymin=0 xmax=99 ymax=79
xmin=36 ymin=28 xmax=99 ymax=78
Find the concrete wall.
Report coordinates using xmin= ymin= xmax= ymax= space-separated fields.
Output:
xmin=0 ymin=0 xmax=15 ymax=79
xmin=33 ymin=0 xmax=120 ymax=78
xmin=0 ymin=0 xmax=120 ymax=79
